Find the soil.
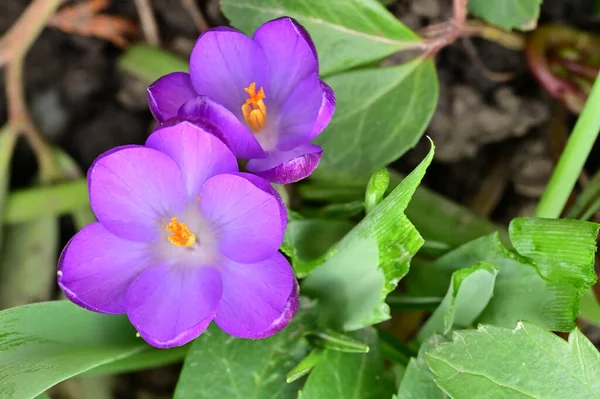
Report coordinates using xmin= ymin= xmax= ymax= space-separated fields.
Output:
xmin=1 ymin=0 xmax=599 ymax=397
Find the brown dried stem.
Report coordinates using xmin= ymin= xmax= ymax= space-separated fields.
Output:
xmin=1 ymin=0 xmax=65 ymax=182
xmin=181 ymin=0 xmax=209 ymax=32
xmin=134 ymin=0 xmax=161 ymax=46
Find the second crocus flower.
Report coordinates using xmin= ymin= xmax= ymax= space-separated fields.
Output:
xmin=147 ymin=17 xmax=335 ymax=184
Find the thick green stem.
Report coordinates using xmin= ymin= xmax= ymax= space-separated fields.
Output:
xmin=535 ymin=73 xmax=600 ymax=218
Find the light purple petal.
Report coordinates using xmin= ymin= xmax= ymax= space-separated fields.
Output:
xmin=253 ymin=17 xmax=318 ymax=103
xmin=215 ymin=252 xmax=298 ymax=339
xmin=88 ymin=146 xmax=187 ymax=242
xmin=275 ymin=74 xmax=324 ymax=151
xmin=247 ymin=143 xmax=323 ymax=184
xmin=310 ymin=80 xmax=336 ymax=140
xmin=58 ymin=222 xmax=151 ymax=314
xmin=199 ymin=173 xmax=283 ymax=263
xmin=147 ymin=72 xmax=197 ymax=123
xmin=177 ymin=96 xmax=265 ymax=159
xmin=145 ymin=121 xmax=238 ymax=199
xmin=189 ymin=27 xmax=270 ymax=116
xmin=232 ymin=172 xmax=287 ymax=238
xmin=126 ymin=264 xmax=222 ymax=348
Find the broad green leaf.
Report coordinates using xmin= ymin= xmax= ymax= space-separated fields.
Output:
xmin=174 ymin=319 xmax=309 ymax=398
xmin=282 ymin=218 xmax=354 ymax=278
xmin=468 ymin=0 xmax=543 ymax=31
xmin=365 ymin=168 xmax=390 ymax=213
xmin=0 ymin=301 xmax=148 ymax=399
xmin=427 ymin=322 xmax=600 ymax=398
xmin=298 ymin=328 xmax=395 ymax=399
xmin=85 ymin=344 xmax=189 ymax=376
xmin=0 ymin=217 xmax=58 ymax=309
xmin=220 ymin=0 xmax=421 ymax=76
xmin=0 ymin=128 xmax=17 ymax=252
xmin=302 ymin=143 xmax=433 ymax=330
xmin=417 ymin=262 xmax=498 ymax=341
xmin=396 ymin=335 xmax=448 ymax=399
xmin=315 ymin=60 xmax=438 ymax=180
xmin=409 ymin=217 xmax=599 ymax=332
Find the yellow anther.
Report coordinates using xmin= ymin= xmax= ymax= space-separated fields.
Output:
xmin=166 ymin=217 xmax=196 ymax=247
xmin=242 ymin=82 xmax=267 ymax=132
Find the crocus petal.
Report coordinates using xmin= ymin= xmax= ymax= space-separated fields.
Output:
xmin=215 ymin=252 xmax=298 ymax=339
xmin=58 ymin=223 xmax=152 ymax=314
xmin=147 ymin=72 xmax=197 ymax=123
xmin=310 ymin=80 xmax=336 ymax=139
xmin=88 ymin=146 xmax=187 ymax=241
xmin=177 ymin=96 xmax=265 ymax=159
xmin=146 ymin=121 xmax=238 ymax=199
xmin=200 ymin=173 xmax=283 ymax=263
xmin=126 ymin=264 xmax=222 ymax=348
xmin=189 ymin=27 xmax=270 ymax=116
xmin=247 ymin=143 xmax=323 ymax=184
xmin=232 ymin=172 xmax=287 ymax=238
xmin=275 ymin=74 xmax=324 ymax=151
xmin=253 ymin=17 xmax=318 ymax=103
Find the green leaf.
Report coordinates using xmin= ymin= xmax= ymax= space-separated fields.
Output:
xmin=85 ymin=344 xmax=189 ymax=376
xmin=396 ymin=335 xmax=448 ymax=399
xmin=54 ymin=149 xmax=96 ymax=230
xmin=365 ymin=168 xmax=390 ymax=214
xmin=315 ymin=60 xmax=438 ymax=180
xmin=174 ymin=319 xmax=308 ymax=398
xmin=286 ymin=349 xmax=324 ymax=383
xmin=118 ymin=44 xmax=188 ymax=83
xmin=468 ymin=0 xmax=543 ymax=31
xmin=0 ymin=128 xmax=17 ymax=252
xmin=282 ymin=218 xmax=354 ymax=278
xmin=579 ymin=289 xmax=600 ymax=327
xmin=426 ymin=322 xmax=600 ymax=398
xmin=0 ymin=301 xmax=148 ymax=399
xmin=409 ymin=217 xmax=599 ymax=332
xmin=300 ymin=168 xmax=501 ymax=250
xmin=308 ymin=329 xmax=370 ymax=353
xmin=4 ymin=180 xmax=88 ymax=225
xmin=302 ymin=143 xmax=433 ymax=330
xmin=298 ymin=328 xmax=395 ymax=399
xmin=220 ymin=0 xmax=421 ymax=76
xmin=0 ymin=217 xmax=58 ymax=309
xmin=417 ymin=262 xmax=498 ymax=341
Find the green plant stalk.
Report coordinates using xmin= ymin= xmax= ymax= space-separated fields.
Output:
xmin=535 ymin=72 xmax=600 ymax=218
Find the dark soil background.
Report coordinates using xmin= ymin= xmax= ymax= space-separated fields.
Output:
xmin=1 ymin=0 xmax=599 ymax=397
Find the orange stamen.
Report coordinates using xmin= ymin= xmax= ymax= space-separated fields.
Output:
xmin=166 ymin=217 xmax=196 ymax=247
xmin=242 ymin=82 xmax=267 ymax=132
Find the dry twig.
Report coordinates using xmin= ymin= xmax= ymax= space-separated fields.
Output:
xmin=133 ymin=0 xmax=160 ymax=46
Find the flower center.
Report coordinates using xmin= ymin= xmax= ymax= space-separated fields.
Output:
xmin=165 ymin=217 xmax=196 ymax=247
xmin=241 ymin=82 xmax=267 ymax=132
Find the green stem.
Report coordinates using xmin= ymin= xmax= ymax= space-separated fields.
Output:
xmin=535 ymin=73 xmax=600 ymax=218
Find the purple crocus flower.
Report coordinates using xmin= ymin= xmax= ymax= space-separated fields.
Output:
xmin=147 ymin=17 xmax=335 ymax=184
xmin=58 ymin=121 xmax=298 ymax=348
